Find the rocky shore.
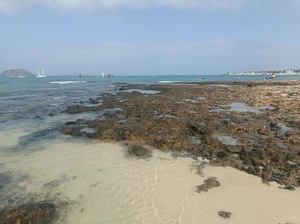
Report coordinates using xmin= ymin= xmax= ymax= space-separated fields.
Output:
xmin=62 ymin=80 xmax=300 ymax=188
xmin=1 ymin=80 xmax=300 ymax=223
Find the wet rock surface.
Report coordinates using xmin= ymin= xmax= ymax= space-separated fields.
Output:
xmin=125 ymin=143 xmax=153 ymax=159
xmin=196 ymin=177 xmax=221 ymax=193
xmin=0 ymin=202 xmax=56 ymax=224
xmin=0 ymin=172 xmax=70 ymax=224
xmin=218 ymin=211 xmax=232 ymax=219
xmin=61 ymin=81 xmax=300 ymax=188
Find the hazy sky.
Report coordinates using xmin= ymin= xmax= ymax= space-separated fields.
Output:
xmin=1 ymin=0 xmax=300 ymax=75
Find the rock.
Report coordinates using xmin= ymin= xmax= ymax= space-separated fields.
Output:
xmin=126 ymin=144 xmax=152 ymax=159
xmin=270 ymin=122 xmax=281 ymax=132
xmin=218 ymin=211 xmax=232 ymax=219
xmin=196 ymin=177 xmax=220 ymax=193
xmin=60 ymin=82 xmax=300 ymax=188
xmin=284 ymin=186 xmax=296 ymax=191
xmin=0 ymin=203 xmax=56 ymax=224
xmin=89 ymin=98 xmax=98 ymax=104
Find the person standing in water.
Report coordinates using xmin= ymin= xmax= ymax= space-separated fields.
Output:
xmin=272 ymin=73 xmax=276 ymax=80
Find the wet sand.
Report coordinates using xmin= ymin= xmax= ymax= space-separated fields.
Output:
xmin=1 ymin=138 xmax=300 ymax=223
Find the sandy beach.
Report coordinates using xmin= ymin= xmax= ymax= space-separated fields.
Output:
xmin=0 ymin=139 xmax=299 ymax=224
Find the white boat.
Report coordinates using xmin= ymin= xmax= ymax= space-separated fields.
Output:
xmin=18 ymin=69 xmax=25 ymax=78
xmin=8 ymin=67 xmax=12 ymax=77
xmin=101 ymin=72 xmax=105 ymax=78
xmin=36 ymin=68 xmax=46 ymax=78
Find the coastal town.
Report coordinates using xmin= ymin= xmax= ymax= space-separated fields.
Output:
xmin=225 ymin=69 xmax=300 ymax=76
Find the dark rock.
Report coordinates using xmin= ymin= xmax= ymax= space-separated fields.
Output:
xmin=217 ymin=151 xmax=228 ymax=158
xmin=0 ymin=202 xmax=56 ymax=224
xmin=270 ymin=122 xmax=281 ymax=132
xmin=283 ymin=186 xmax=296 ymax=191
xmin=89 ymin=98 xmax=98 ymax=104
xmin=60 ymin=82 xmax=300 ymax=188
xmin=218 ymin=211 xmax=232 ymax=219
xmin=196 ymin=177 xmax=220 ymax=193
xmin=127 ymin=144 xmax=152 ymax=159
xmin=65 ymin=121 xmax=77 ymax=125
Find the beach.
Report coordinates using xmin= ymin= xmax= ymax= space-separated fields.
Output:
xmin=1 ymin=79 xmax=300 ymax=223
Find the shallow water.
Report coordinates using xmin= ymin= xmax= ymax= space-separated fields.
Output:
xmin=1 ymin=137 xmax=300 ymax=224
xmin=212 ymin=134 xmax=240 ymax=146
xmin=228 ymin=102 xmax=263 ymax=113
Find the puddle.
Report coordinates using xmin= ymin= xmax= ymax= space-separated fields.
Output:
xmin=278 ymin=142 xmax=286 ymax=148
xmin=213 ymin=134 xmax=240 ymax=146
xmin=118 ymin=119 xmax=127 ymax=124
xmin=208 ymin=103 xmax=274 ymax=114
xmin=84 ymin=103 xmax=103 ymax=107
xmin=207 ymin=85 xmax=229 ymax=87
xmin=191 ymin=138 xmax=201 ymax=145
xmin=279 ymin=124 xmax=292 ymax=135
xmin=157 ymin=114 xmax=183 ymax=119
xmin=209 ymin=108 xmax=224 ymax=113
xmin=80 ymin=128 xmax=96 ymax=134
xmin=228 ymin=103 xmax=262 ymax=113
xmin=258 ymin=106 xmax=274 ymax=110
xmin=124 ymin=89 xmax=160 ymax=94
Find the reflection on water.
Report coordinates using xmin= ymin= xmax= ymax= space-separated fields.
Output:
xmin=228 ymin=103 xmax=263 ymax=113
xmin=212 ymin=134 xmax=240 ymax=146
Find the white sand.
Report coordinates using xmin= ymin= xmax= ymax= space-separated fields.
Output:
xmin=0 ymin=140 xmax=299 ymax=224
xmin=0 ymin=128 xmax=28 ymax=149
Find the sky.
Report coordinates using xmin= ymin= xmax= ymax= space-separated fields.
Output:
xmin=0 ymin=0 xmax=300 ymax=76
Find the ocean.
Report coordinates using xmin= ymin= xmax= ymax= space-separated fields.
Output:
xmin=1 ymin=75 xmax=300 ymax=223
xmin=2 ymin=74 xmax=300 ymax=127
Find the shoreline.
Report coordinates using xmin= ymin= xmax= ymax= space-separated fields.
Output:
xmin=1 ymin=80 xmax=300 ymax=223
xmin=1 ymin=141 xmax=300 ymax=224
xmin=63 ymin=80 xmax=300 ymax=187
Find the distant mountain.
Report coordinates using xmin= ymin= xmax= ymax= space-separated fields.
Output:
xmin=0 ymin=69 xmax=35 ymax=77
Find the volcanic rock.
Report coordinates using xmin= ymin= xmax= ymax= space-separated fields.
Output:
xmin=196 ymin=177 xmax=220 ymax=193
xmin=0 ymin=202 xmax=56 ymax=224
xmin=218 ymin=211 xmax=232 ymax=219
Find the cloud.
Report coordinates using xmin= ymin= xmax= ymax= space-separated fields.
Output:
xmin=0 ymin=0 xmax=247 ymax=15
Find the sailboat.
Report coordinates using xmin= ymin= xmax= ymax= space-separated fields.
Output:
xmin=101 ymin=72 xmax=105 ymax=78
xmin=36 ymin=68 xmax=46 ymax=78
xmin=8 ymin=67 xmax=12 ymax=77
xmin=18 ymin=69 xmax=25 ymax=78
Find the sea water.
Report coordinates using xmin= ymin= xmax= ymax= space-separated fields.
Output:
xmin=1 ymin=75 xmax=300 ymax=223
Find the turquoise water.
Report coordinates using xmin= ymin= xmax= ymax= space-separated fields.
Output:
xmin=1 ymin=74 xmax=300 ymax=147
xmin=1 ymin=74 xmax=299 ymax=122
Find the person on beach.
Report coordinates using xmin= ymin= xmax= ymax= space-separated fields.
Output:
xmin=272 ymin=73 xmax=276 ymax=80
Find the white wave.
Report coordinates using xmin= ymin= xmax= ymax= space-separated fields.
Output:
xmin=49 ymin=81 xmax=86 ymax=85
xmin=158 ymin=81 xmax=180 ymax=83
xmin=0 ymin=109 xmax=26 ymax=114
